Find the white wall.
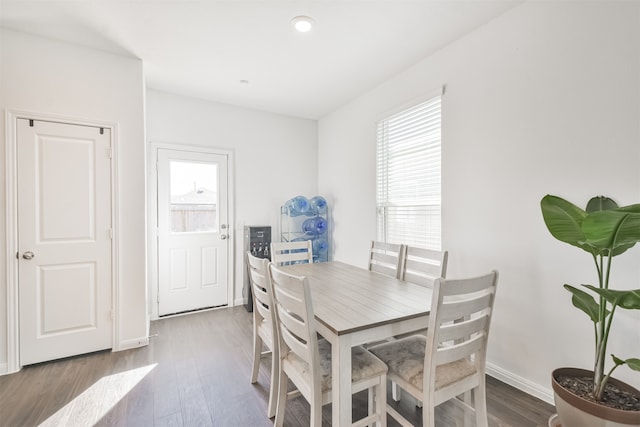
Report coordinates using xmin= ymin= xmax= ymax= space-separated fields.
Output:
xmin=0 ymin=29 xmax=148 ymax=372
xmin=145 ymin=90 xmax=318 ymax=307
xmin=319 ymin=1 xmax=640 ymax=401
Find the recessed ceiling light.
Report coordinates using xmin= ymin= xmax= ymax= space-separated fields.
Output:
xmin=291 ymin=16 xmax=314 ymax=33
xmin=240 ymin=79 xmax=249 ymax=84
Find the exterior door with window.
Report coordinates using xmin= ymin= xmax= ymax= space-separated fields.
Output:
xmin=157 ymin=149 xmax=229 ymax=316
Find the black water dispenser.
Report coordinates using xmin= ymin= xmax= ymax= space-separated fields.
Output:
xmin=243 ymin=225 xmax=271 ymax=312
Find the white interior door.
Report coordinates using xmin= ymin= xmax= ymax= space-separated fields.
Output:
xmin=157 ymin=149 xmax=229 ymax=316
xmin=17 ymin=118 xmax=113 ymax=365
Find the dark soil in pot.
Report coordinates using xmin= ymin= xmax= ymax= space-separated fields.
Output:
xmin=557 ymin=374 xmax=640 ymax=412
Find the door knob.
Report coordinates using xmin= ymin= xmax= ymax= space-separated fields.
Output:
xmin=220 ymin=235 xmax=228 ymax=240
xmin=22 ymin=251 xmax=35 ymax=260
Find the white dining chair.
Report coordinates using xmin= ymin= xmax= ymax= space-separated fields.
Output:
xmin=392 ymin=247 xmax=448 ymax=403
xmin=269 ymin=264 xmax=388 ymax=427
xmin=368 ymin=240 xmax=405 ymax=278
xmin=270 ymin=240 xmax=313 ymax=266
xmin=401 ymin=246 xmax=448 ymax=287
xmin=247 ymin=252 xmax=279 ymax=418
xmin=370 ymin=271 xmax=499 ymax=427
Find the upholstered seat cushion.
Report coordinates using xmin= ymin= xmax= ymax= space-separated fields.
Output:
xmin=284 ymin=338 xmax=388 ymax=393
xmin=369 ymin=335 xmax=476 ymax=391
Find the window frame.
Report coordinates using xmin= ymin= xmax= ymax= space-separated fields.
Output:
xmin=375 ymin=89 xmax=443 ymax=250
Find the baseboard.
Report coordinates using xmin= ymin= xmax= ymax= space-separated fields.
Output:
xmin=118 ymin=336 xmax=150 ymax=351
xmin=233 ymin=297 xmax=244 ymax=307
xmin=0 ymin=362 xmax=7 ymax=376
xmin=487 ymin=362 xmax=554 ymax=405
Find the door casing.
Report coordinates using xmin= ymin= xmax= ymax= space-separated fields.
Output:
xmin=147 ymin=142 xmax=235 ymax=320
xmin=4 ymin=110 xmax=120 ymax=374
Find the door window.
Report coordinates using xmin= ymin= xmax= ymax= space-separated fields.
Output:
xmin=169 ymin=160 xmax=218 ymax=233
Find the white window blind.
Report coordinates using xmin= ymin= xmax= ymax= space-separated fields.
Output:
xmin=376 ymin=94 xmax=441 ymax=250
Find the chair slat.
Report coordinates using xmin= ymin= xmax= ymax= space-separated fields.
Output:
xmin=439 ymin=294 xmax=493 ymax=322
xmin=271 ymin=240 xmax=313 ymax=266
xmin=436 ymin=333 xmax=484 ymax=365
xmin=438 ymin=315 xmax=488 ymax=343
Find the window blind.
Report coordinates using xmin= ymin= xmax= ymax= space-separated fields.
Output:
xmin=376 ymin=95 xmax=441 ymax=250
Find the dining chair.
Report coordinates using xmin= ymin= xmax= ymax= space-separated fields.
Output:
xmin=391 ymin=247 xmax=448 ymax=403
xmin=401 ymin=246 xmax=448 ymax=287
xmin=369 ymin=270 xmax=499 ymax=427
xmin=270 ymin=240 xmax=313 ymax=266
xmin=368 ymin=240 xmax=405 ymax=278
xmin=269 ymin=264 xmax=388 ymax=427
xmin=247 ymin=252 xmax=279 ymax=418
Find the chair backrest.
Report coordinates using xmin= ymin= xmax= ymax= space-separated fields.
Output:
xmin=401 ymin=246 xmax=448 ymax=288
xmin=270 ymin=240 xmax=314 ymax=266
xmin=247 ymin=252 xmax=277 ymax=335
xmin=269 ymin=263 xmax=321 ymax=399
xmin=368 ymin=240 xmax=405 ymax=278
xmin=424 ymin=271 xmax=499 ymax=397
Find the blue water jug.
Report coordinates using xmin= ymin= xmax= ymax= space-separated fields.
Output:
xmin=302 ymin=217 xmax=327 ymax=236
xmin=283 ymin=196 xmax=311 ymax=217
xmin=312 ymin=237 xmax=328 ymax=254
xmin=309 ymin=196 xmax=327 ymax=215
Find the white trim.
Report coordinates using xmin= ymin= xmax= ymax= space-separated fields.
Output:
xmin=4 ymin=109 xmax=119 ymax=371
xmin=4 ymin=110 xmax=19 ymax=374
xmin=118 ymin=336 xmax=150 ymax=351
xmin=374 ymin=85 xmax=444 ymax=124
xmin=147 ymin=142 xmax=235 ymax=320
xmin=486 ymin=362 xmax=554 ymax=405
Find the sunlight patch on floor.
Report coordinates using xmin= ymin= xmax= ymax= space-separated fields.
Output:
xmin=39 ymin=364 xmax=157 ymax=426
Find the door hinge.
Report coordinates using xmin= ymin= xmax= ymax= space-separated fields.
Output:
xmin=100 ymin=127 xmax=104 ymax=135
xmin=109 ymin=229 xmax=113 ymax=239
xmin=107 ymin=148 xmax=113 ymax=159
xmin=16 ymin=251 xmax=19 ymax=259
xmin=29 ymin=119 xmax=34 ymax=127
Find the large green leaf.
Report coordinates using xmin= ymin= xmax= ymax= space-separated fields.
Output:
xmin=565 ymin=284 xmax=601 ymax=322
xmin=584 ymin=285 xmax=640 ymax=310
xmin=582 ymin=210 xmax=640 ymax=257
xmin=586 ymin=196 xmax=618 ymax=213
xmin=626 ymin=358 xmax=640 ymax=372
xmin=541 ymin=195 xmax=594 ymax=254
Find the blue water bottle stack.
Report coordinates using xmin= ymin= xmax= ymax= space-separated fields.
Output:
xmin=281 ymin=195 xmax=329 ymax=263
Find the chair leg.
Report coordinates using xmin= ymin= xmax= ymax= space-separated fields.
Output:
xmin=310 ymin=392 xmax=323 ymax=427
xmin=391 ymin=381 xmax=401 ymax=402
xmin=474 ymin=383 xmax=489 ymax=427
xmin=267 ymin=344 xmax=279 ymax=418
xmin=250 ymin=332 xmax=261 ymax=384
xmin=377 ymin=377 xmax=387 ymax=427
xmin=462 ymin=390 xmax=472 ymax=427
xmin=422 ymin=397 xmax=436 ymax=427
xmin=368 ymin=387 xmax=374 ymax=423
xmin=274 ymin=369 xmax=288 ymax=427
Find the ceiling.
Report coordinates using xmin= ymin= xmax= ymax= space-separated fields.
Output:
xmin=0 ymin=1 xmax=522 ymax=119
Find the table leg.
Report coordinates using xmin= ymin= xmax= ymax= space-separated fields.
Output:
xmin=332 ymin=334 xmax=352 ymax=426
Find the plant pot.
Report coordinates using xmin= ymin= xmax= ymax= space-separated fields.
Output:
xmin=552 ymin=367 xmax=640 ymax=427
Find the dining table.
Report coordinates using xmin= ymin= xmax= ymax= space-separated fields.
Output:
xmin=279 ymin=260 xmax=433 ymax=427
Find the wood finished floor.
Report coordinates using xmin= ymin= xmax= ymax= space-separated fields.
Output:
xmin=0 ymin=306 xmax=555 ymax=426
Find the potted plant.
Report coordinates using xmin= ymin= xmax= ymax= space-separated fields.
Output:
xmin=540 ymin=194 xmax=640 ymax=426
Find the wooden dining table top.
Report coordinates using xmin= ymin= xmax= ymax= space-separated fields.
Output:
xmin=278 ymin=260 xmax=432 ymax=336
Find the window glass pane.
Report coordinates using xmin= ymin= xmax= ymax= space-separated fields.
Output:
xmin=376 ymin=94 xmax=441 ymax=250
xmin=170 ymin=161 xmax=218 ymax=233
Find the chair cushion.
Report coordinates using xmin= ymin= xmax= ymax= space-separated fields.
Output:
xmin=369 ymin=335 xmax=476 ymax=391
xmin=284 ymin=338 xmax=388 ymax=393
